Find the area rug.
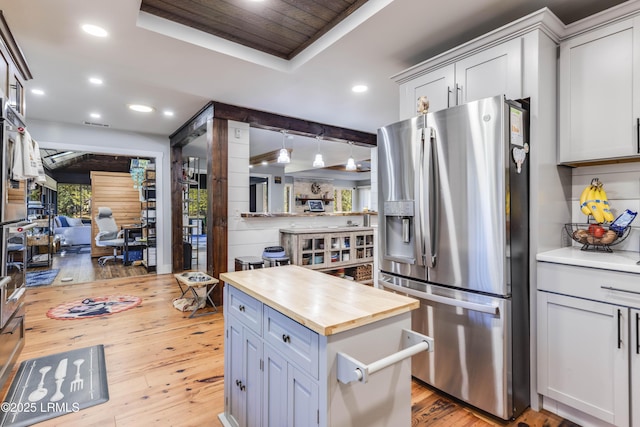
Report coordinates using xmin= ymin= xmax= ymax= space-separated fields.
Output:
xmin=25 ymin=269 xmax=59 ymax=287
xmin=46 ymin=295 xmax=142 ymax=320
xmin=0 ymin=345 xmax=109 ymax=427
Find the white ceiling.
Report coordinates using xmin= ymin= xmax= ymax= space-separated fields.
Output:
xmin=0 ymin=0 xmax=627 ymax=175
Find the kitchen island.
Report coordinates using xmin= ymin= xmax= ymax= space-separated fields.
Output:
xmin=218 ymin=265 xmax=427 ymax=427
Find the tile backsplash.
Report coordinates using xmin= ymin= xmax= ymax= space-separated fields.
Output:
xmin=571 ymin=162 xmax=640 ymax=253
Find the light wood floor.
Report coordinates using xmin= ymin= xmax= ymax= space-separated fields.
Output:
xmin=1 ymin=275 xmax=574 ymax=426
xmin=29 ymin=243 xmax=207 ymax=287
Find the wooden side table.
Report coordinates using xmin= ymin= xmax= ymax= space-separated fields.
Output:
xmin=174 ymin=272 xmax=219 ymax=318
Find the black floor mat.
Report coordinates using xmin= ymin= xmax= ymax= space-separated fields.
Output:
xmin=0 ymin=345 xmax=109 ymax=427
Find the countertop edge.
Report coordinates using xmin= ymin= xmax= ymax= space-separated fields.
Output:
xmin=240 ymin=211 xmax=377 ymax=218
xmin=537 ymin=247 xmax=640 ymax=274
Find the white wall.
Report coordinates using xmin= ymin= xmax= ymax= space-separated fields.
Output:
xmin=28 ymin=119 xmax=172 ymax=274
xmin=570 ymin=163 xmax=640 ymax=253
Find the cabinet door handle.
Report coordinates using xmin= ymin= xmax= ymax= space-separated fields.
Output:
xmin=447 ymin=86 xmax=451 ymax=108
xmin=636 ymin=312 xmax=639 ymax=355
xmin=618 ymin=309 xmax=622 ymax=349
xmin=456 ymin=83 xmax=462 ymax=105
xmin=282 ymin=334 xmax=291 ymax=343
xmin=637 ymin=118 xmax=639 ymax=153
xmin=238 ymin=305 xmax=245 ymax=312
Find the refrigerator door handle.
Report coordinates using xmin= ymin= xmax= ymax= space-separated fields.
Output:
xmin=414 ymin=127 xmax=426 ymax=266
xmin=421 ymin=127 xmax=438 ymax=268
xmin=380 ymin=278 xmax=500 ymax=316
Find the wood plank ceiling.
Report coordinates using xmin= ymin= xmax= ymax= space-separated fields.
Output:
xmin=140 ymin=0 xmax=370 ymax=60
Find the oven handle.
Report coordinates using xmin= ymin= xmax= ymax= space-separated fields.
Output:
xmin=8 ymin=287 xmax=25 ymax=303
xmin=380 ymin=277 xmax=500 ymax=316
xmin=0 ymin=276 xmax=11 ymax=289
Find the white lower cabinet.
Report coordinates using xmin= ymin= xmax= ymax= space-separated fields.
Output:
xmin=223 ymin=286 xmax=320 ymax=427
xmin=227 ymin=316 xmax=262 ymax=427
xmin=264 ymin=344 xmax=319 ymax=426
xmin=632 ymin=308 xmax=640 ymax=427
xmin=537 ymin=260 xmax=640 ymax=427
xmin=538 ymin=291 xmax=629 ymax=426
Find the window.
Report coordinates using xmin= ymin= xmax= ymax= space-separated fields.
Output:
xmin=187 ymin=188 xmax=207 ymax=217
xmin=57 ymin=184 xmax=92 ymax=219
xmin=333 ymin=187 xmax=353 ymax=212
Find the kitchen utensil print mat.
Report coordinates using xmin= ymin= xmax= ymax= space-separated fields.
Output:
xmin=0 ymin=345 xmax=109 ymax=427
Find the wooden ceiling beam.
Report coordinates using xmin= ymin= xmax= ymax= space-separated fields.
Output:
xmin=211 ymin=101 xmax=376 ymax=147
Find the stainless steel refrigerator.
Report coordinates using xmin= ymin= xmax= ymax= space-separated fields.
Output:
xmin=377 ymin=95 xmax=530 ymax=420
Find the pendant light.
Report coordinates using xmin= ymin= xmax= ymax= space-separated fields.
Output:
xmin=313 ymin=136 xmax=325 ymax=168
xmin=345 ymin=141 xmax=357 ymax=171
xmin=277 ymin=130 xmax=291 ymax=164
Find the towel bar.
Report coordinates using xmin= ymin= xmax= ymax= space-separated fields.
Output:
xmin=336 ymin=328 xmax=434 ymax=384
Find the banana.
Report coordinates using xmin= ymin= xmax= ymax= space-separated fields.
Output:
xmin=579 ymin=184 xmax=593 ymax=216
xmin=598 ymin=185 xmax=615 ymax=222
xmin=586 ymin=185 xmax=605 ymax=223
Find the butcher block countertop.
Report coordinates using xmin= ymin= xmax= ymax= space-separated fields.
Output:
xmin=220 ymin=265 xmax=419 ymax=336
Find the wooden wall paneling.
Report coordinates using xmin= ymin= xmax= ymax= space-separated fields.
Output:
xmin=90 ymin=171 xmax=142 ymax=257
xmin=170 ymin=144 xmax=183 ymax=272
xmin=208 ymin=117 xmax=228 ymax=306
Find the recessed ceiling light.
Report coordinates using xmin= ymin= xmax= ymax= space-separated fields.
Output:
xmin=81 ymin=24 xmax=108 ymax=38
xmin=31 ymin=89 xmax=45 ymax=95
xmin=90 ymin=112 xmax=101 ymax=119
xmin=352 ymin=85 xmax=368 ymax=93
xmin=163 ymin=110 xmax=174 ymax=117
xmin=89 ymin=77 xmax=103 ymax=85
xmin=128 ymin=104 xmax=154 ymax=113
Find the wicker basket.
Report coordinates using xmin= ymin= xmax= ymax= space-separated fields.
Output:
xmin=355 ymin=264 xmax=372 ymax=282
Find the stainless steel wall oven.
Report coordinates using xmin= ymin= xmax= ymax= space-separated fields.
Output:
xmin=0 ymin=99 xmax=29 ymax=389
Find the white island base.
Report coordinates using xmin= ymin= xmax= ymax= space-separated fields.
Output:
xmin=218 ymin=265 xmax=425 ymax=427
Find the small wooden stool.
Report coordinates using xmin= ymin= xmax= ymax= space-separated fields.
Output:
xmin=174 ymin=272 xmax=219 ymax=318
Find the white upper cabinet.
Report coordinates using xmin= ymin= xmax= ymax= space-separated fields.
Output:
xmin=455 ymin=38 xmax=523 ymax=106
xmin=399 ymin=65 xmax=454 ymax=119
xmin=398 ymin=38 xmax=522 ymax=119
xmin=558 ymin=17 xmax=640 ymax=164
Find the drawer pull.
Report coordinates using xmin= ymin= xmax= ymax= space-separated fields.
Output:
xmin=238 ymin=305 xmax=245 ymax=312
xmin=282 ymin=334 xmax=291 ymax=343
xmin=601 ymin=286 xmax=640 ymax=296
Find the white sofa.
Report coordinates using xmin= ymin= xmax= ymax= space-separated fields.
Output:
xmin=53 ymin=216 xmax=92 ymax=246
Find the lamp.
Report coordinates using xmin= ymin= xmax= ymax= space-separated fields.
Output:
xmin=277 ymin=130 xmax=290 ymax=164
xmin=313 ymin=136 xmax=325 ymax=168
xmin=346 ymin=142 xmax=357 ymax=171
